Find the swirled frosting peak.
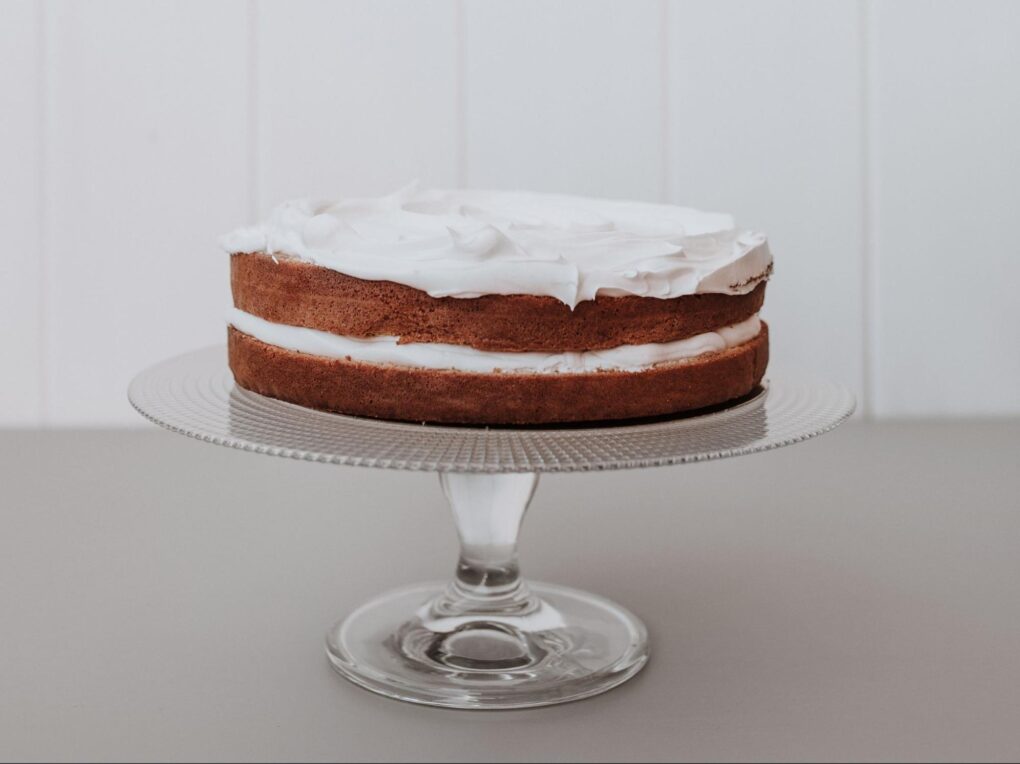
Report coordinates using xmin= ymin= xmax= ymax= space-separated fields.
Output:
xmin=220 ymin=183 xmax=772 ymax=308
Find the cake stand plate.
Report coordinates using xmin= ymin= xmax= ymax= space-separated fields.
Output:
xmin=129 ymin=346 xmax=855 ymax=709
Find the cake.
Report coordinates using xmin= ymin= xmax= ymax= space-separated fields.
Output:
xmin=220 ymin=184 xmax=772 ymax=425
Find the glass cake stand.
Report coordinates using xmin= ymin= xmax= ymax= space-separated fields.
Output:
xmin=128 ymin=346 xmax=855 ymax=710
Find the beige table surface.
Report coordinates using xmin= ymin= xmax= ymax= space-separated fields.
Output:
xmin=1 ymin=422 xmax=1018 ymax=762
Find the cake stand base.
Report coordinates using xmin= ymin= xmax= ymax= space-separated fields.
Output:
xmin=326 ymin=581 xmax=648 ymax=710
xmin=326 ymin=471 xmax=647 ymax=709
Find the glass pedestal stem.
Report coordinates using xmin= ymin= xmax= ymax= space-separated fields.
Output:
xmin=440 ymin=472 xmax=538 ymax=612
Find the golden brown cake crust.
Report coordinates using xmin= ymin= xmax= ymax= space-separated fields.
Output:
xmin=231 ymin=253 xmax=766 ymax=353
xmin=227 ymin=323 xmax=769 ymax=425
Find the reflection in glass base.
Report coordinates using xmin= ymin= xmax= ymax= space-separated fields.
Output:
xmin=326 ymin=581 xmax=649 ymax=710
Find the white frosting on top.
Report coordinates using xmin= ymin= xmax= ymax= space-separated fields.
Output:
xmin=227 ymin=308 xmax=762 ymax=374
xmin=220 ymin=183 xmax=771 ymax=308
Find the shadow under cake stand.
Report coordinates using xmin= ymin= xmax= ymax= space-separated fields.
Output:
xmin=129 ymin=347 xmax=855 ymax=710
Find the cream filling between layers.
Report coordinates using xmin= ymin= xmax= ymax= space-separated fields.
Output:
xmin=227 ymin=308 xmax=762 ymax=374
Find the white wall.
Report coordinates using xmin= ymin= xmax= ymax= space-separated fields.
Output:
xmin=1 ymin=0 xmax=1017 ymax=427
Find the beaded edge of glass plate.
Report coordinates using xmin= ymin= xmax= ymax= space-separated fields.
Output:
xmin=128 ymin=346 xmax=856 ymax=473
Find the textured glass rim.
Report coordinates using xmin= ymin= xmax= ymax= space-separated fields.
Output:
xmin=128 ymin=346 xmax=856 ymax=473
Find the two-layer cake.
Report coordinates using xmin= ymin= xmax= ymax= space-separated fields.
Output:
xmin=221 ymin=185 xmax=772 ymax=425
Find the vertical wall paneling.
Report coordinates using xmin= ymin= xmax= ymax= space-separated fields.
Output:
xmin=0 ymin=1 xmax=43 ymax=425
xmin=668 ymin=0 xmax=866 ymax=404
xmin=464 ymin=0 xmax=663 ymax=200
xmin=4 ymin=0 xmax=1020 ymax=426
xmin=870 ymin=1 xmax=1020 ymax=417
xmin=256 ymin=0 xmax=459 ymax=210
xmin=246 ymin=0 xmax=260 ymax=225
xmin=45 ymin=0 xmax=250 ymax=426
